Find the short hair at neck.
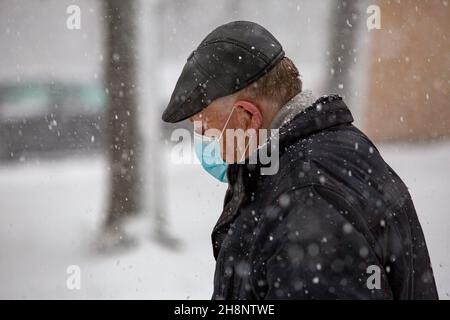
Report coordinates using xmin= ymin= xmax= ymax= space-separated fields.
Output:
xmin=239 ymin=56 xmax=302 ymax=107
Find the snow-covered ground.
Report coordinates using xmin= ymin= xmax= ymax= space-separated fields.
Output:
xmin=0 ymin=141 xmax=449 ymax=299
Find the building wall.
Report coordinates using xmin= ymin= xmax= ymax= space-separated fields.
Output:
xmin=364 ymin=0 xmax=450 ymax=142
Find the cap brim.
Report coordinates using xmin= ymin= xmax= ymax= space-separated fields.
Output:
xmin=162 ymin=41 xmax=285 ymax=123
xmin=162 ymin=60 xmax=219 ymax=123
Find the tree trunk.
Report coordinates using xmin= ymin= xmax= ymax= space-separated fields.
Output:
xmin=137 ymin=0 xmax=179 ymax=249
xmin=326 ymin=0 xmax=363 ymax=100
xmin=103 ymin=0 xmax=141 ymax=232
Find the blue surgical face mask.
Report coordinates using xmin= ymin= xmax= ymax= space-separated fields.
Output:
xmin=194 ymin=132 xmax=228 ymax=183
xmin=193 ymin=107 xmax=237 ymax=183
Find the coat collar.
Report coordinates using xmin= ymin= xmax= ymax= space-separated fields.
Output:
xmin=269 ymin=90 xmax=316 ymax=129
xmin=276 ymin=94 xmax=354 ymax=151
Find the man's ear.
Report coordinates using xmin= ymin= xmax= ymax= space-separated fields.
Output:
xmin=233 ymin=100 xmax=263 ymax=130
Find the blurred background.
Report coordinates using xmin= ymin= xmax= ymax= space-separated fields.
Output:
xmin=0 ymin=0 xmax=449 ymax=299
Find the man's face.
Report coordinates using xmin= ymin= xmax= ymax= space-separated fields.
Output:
xmin=189 ymin=95 xmax=260 ymax=164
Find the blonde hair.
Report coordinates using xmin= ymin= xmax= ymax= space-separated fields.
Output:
xmin=240 ymin=56 xmax=302 ymax=106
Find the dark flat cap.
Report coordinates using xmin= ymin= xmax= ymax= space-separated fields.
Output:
xmin=162 ymin=20 xmax=285 ymax=123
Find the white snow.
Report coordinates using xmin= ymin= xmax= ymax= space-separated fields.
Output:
xmin=0 ymin=152 xmax=226 ymax=299
xmin=378 ymin=142 xmax=450 ymax=299
xmin=0 ymin=141 xmax=449 ymax=299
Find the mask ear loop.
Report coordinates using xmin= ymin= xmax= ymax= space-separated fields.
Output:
xmin=214 ymin=107 xmax=237 ymax=162
xmin=194 ymin=106 xmax=235 ymax=142
xmin=238 ymin=134 xmax=254 ymax=163
xmin=231 ymin=100 xmax=261 ymax=163
xmin=218 ymin=106 xmax=257 ymax=163
xmin=194 ymin=107 xmax=236 ymax=160
xmin=217 ymin=106 xmax=235 ymax=142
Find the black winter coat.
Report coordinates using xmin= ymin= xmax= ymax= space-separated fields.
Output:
xmin=211 ymin=95 xmax=438 ymax=300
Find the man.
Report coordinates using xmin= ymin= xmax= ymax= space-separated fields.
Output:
xmin=162 ymin=21 xmax=438 ymax=299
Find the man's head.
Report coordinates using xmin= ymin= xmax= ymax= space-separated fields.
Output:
xmin=190 ymin=56 xmax=302 ymax=163
xmin=162 ymin=20 xmax=301 ymax=163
